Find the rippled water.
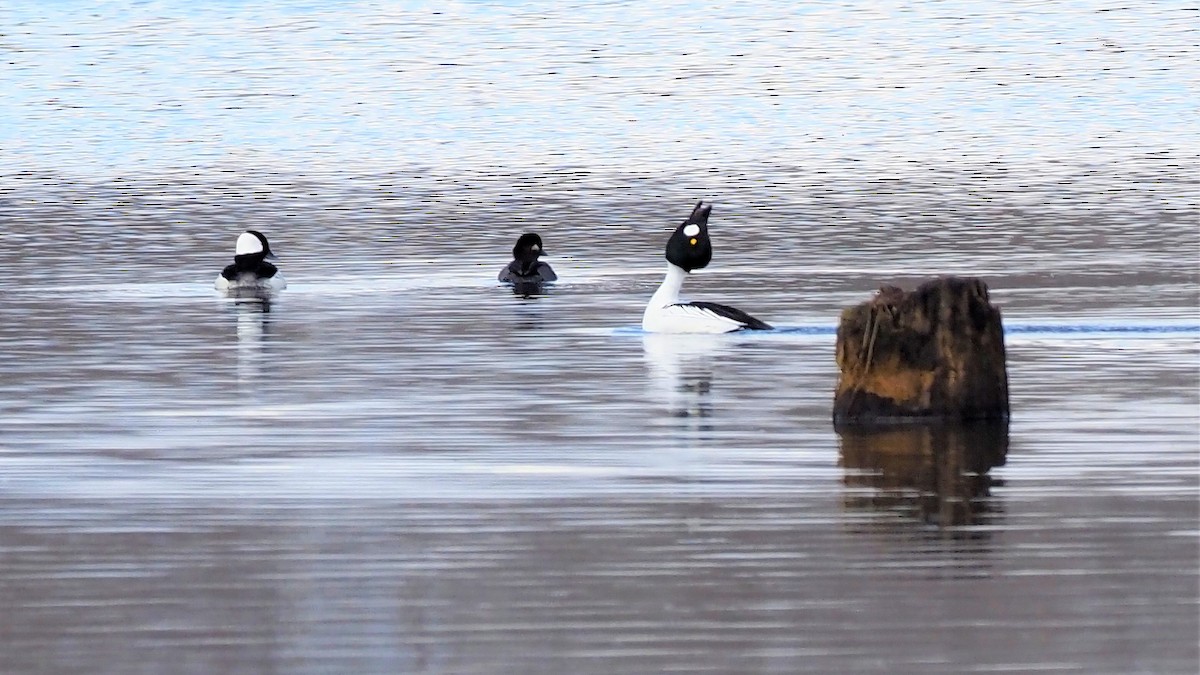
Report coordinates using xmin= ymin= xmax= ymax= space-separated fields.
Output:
xmin=2 ymin=2 xmax=1199 ymax=673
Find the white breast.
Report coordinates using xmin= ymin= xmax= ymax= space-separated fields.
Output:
xmin=642 ymin=263 xmax=744 ymax=334
xmin=642 ymin=303 xmax=745 ymax=334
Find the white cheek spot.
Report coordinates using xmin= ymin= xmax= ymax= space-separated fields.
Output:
xmin=235 ymin=232 xmax=264 ymax=255
xmin=683 ymin=224 xmax=700 ymax=237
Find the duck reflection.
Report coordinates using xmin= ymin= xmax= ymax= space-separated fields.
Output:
xmin=837 ymin=422 xmax=1008 ymax=528
xmin=641 ymin=333 xmax=724 ymax=433
xmin=229 ymin=297 xmax=272 ymax=387
xmin=504 ymin=288 xmax=548 ymax=331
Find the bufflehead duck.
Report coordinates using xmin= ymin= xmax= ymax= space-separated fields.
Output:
xmin=499 ymin=232 xmax=557 ymax=285
xmin=641 ymin=201 xmax=771 ymax=334
xmin=215 ymin=230 xmax=287 ymax=293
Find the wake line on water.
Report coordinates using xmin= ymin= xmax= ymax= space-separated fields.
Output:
xmin=1002 ymin=324 xmax=1200 ymax=335
xmin=614 ymin=323 xmax=1200 ymax=337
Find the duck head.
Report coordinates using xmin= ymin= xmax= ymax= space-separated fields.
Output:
xmin=664 ymin=201 xmax=713 ymax=272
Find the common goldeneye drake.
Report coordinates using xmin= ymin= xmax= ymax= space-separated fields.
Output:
xmin=641 ymin=201 xmax=771 ymax=334
xmin=499 ymin=232 xmax=557 ymax=285
xmin=215 ymin=230 xmax=286 ymax=294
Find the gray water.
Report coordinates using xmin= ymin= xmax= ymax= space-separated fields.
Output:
xmin=2 ymin=2 xmax=1199 ymax=674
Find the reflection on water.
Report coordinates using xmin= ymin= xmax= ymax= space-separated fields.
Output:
xmin=641 ymin=333 xmax=720 ymax=427
xmin=231 ymin=298 xmax=272 ymax=387
xmin=839 ymin=422 xmax=1008 ymax=528
xmin=505 ymin=289 xmax=551 ymax=332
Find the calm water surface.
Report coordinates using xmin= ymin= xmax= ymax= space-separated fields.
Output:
xmin=2 ymin=1 xmax=1198 ymax=673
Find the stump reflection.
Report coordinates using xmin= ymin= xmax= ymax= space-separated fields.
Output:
xmin=837 ymin=422 xmax=1009 ymax=527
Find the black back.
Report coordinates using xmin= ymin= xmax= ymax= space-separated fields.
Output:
xmin=665 ymin=201 xmax=713 ymax=272
xmin=685 ymin=301 xmax=773 ymax=330
xmin=222 ymin=258 xmax=279 ymax=281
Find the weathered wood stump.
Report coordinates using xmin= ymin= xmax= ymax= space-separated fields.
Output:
xmin=833 ymin=276 xmax=1009 ymax=424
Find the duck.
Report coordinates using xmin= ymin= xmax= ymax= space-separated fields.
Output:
xmin=499 ymin=232 xmax=557 ymax=286
xmin=641 ymin=201 xmax=771 ymax=333
xmin=215 ymin=230 xmax=286 ymax=293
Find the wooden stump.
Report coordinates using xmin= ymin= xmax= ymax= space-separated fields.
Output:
xmin=833 ymin=276 xmax=1009 ymax=424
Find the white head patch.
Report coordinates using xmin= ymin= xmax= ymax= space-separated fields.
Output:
xmin=235 ymin=232 xmax=264 ymax=255
xmin=683 ymin=224 xmax=701 ymax=237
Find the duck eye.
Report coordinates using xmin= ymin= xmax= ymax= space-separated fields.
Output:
xmin=689 ymin=238 xmax=697 ymax=245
